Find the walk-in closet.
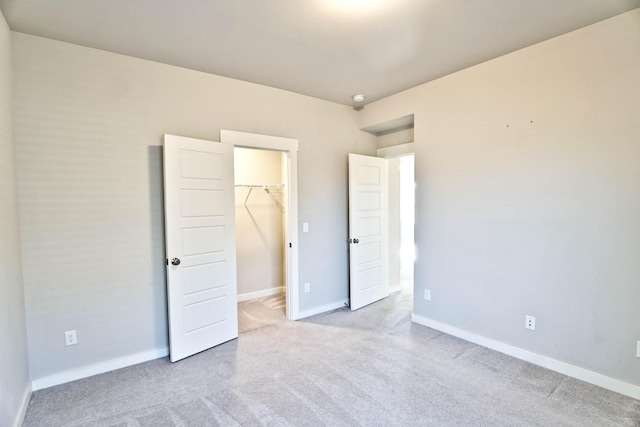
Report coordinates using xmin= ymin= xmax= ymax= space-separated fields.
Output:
xmin=234 ymin=147 xmax=287 ymax=332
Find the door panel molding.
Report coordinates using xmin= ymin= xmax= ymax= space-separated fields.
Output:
xmin=164 ymin=134 xmax=238 ymax=362
xmin=348 ymin=153 xmax=389 ymax=311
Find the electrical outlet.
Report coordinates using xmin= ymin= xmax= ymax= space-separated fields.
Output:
xmin=424 ymin=290 xmax=431 ymax=301
xmin=65 ymin=330 xmax=77 ymax=346
xmin=304 ymin=283 xmax=310 ymax=293
xmin=525 ymin=315 xmax=536 ymax=331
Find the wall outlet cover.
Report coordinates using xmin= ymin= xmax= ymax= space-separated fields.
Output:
xmin=525 ymin=315 xmax=536 ymax=331
xmin=65 ymin=330 xmax=77 ymax=346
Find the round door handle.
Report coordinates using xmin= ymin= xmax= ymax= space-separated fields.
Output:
xmin=171 ymin=258 xmax=181 ymax=266
xmin=348 ymin=238 xmax=353 ymax=244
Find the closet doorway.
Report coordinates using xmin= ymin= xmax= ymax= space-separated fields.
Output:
xmin=234 ymin=147 xmax=287 ymax=331
xmin=221 ymin=130 xmax=300 ymax=325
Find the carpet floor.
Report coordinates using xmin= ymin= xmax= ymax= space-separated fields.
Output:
xmin=23 ymin=290 xmax=640 ymax=426
xmin=238 ymin=292 xmax=286 ymax=334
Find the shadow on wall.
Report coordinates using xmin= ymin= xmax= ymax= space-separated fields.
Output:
xmin=148 ymin=144 xmax=168 ymax=345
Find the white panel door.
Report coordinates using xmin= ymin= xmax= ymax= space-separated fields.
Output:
xmin=348 ymin=153 xmax=389 ymax=311
xmin=163 ymin=134 xmax=238 ymax=362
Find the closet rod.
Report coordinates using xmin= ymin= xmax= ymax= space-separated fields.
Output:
xmin=235 ymin=184 xmax=285 ymax=210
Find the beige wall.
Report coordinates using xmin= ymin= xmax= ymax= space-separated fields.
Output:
xmin=234 ymin=148 xmax=284 ymax=297
xmin=376 ymin=127 xmax=414 ymax=148
xmin=360 ymin=9 xmax=640 ymax=387
xmin=0 ymin=10 xmax=30 ymax=427
xmin=12 ymin=32 xmax=377 ymax=382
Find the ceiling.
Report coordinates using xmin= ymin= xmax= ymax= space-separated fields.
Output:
xmin=1 ymin=0 xmax=638 ymax=106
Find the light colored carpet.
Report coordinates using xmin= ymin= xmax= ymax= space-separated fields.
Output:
xmin=24 ymin=290 xmax=640 ymax=426
xmin=238 ymin=292 xmax=286 ymax=334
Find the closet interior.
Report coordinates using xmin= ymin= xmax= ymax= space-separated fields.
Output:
xmin=234 ymin=147 xmax=287 ymax=331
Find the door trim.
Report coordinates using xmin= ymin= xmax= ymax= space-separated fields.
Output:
xmin=221 ymin=130 xmax=300 ymax=320
xmin=376 ymin=142 xmax=415 ymax=159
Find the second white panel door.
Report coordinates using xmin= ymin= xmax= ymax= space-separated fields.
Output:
xmin=348 ymin=153 xmax=389 ymax=311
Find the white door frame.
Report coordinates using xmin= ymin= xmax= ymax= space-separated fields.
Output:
xmin=376 ymin=142 xmax=415 ymax=159
xmin=220 ymin=130 xmax=300 ymax=320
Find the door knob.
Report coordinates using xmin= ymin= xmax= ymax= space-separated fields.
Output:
xmin=171 ymin=258 xmax=181 ymax=266
xmin=354 ymin=238 xmax=360 ymax=244
xmin=348 ymin=238 xmax=353 ymax=243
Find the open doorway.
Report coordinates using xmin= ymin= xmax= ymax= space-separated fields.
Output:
xmin=398 ymin=155 xmax=415 ymax=292
xmin=387 ymin=154 xmax=415 ymax=295
xmin=234 ymin=147 xmax=287 ymax=333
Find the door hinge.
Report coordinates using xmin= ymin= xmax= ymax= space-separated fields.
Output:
xmin=166 ymin=259 xmax=168 ymax=266
xmin=289 ymin=242 xmax=292 ymax=248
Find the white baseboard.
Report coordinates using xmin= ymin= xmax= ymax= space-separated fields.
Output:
xmin=31 ymin=347 xmax=169 ymax=391
xmin=296 ymin=299 xmax=348 ymax=320
xmin=13 ymin=382 xmax=32 ymax=427
xmin=411 ymin=313 xmax=640 ymax=401
xmin=238 ymin=286 xmax=284 ymax=302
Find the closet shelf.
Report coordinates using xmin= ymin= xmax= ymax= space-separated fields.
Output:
xmin=235 ymin=184 xmax=284 ymax=211
xmin=234 ymin=184 xmax=284 ymax=189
